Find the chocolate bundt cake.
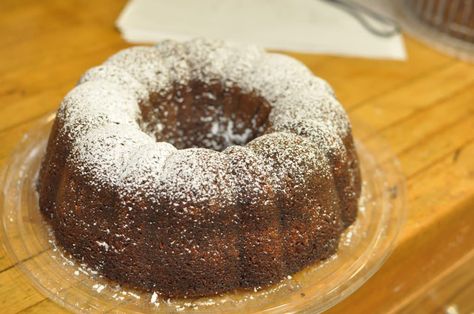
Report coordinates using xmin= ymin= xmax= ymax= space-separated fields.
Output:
xmin=407 ymin=0 xmax=474 ymax=42
xmin=37 ymin=39 xmax=361 ymax=298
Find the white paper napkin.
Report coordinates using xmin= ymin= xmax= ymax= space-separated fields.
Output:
xmin=116 ymin=0 xmax=406 ymax=60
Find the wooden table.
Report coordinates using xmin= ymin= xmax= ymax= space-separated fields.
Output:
xmin=0 ymin=1 xmax=473 ymax=313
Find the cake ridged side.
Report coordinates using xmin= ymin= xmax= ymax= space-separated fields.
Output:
xmin=38 ymin=38 xmax=361 ymax=297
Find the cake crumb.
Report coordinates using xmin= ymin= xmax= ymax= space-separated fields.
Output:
xmin=445 ymin=304 xmax=458 ymax=314
xmin=151 ymin=292 xmax=158 ymax=304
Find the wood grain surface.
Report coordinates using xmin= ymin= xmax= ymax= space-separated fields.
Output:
xmin=0 ymin=1 xmax=473 ymax=313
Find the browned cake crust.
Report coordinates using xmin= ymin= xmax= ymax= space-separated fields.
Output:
xmin=37 ymin=39 xmax=361 ymax=298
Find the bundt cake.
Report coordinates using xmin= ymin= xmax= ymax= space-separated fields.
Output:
xmin=406 ymin=0 xmax=474 ymax=42
xmin=37 ymin=39 xmax=361 ymax=298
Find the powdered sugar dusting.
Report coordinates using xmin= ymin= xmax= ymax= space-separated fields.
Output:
xmin=79 ymin=65 xmax=148 ymax=102
xmin=157 ymin=148 xmax=235 ymax=207
xmin=247 ymin=132 xmax=333 ymax=192
xmin=57 ymin=38 xmax=351 ymax=202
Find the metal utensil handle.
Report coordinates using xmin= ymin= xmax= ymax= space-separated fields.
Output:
xmin=323 ymin=0 xmax=401 ymax=37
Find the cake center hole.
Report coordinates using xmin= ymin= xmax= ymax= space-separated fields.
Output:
xmin=138 ymin=80 xmax=272 ymax=151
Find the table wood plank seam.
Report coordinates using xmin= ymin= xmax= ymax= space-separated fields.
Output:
xmin=359 ymin=83 xmax=474 ymax=141
xmin=408 ymin=137 xmax=474 ymax=180
xmin=386 ymin=112 xmax=473 ymax=160
xmin=386 ymin=248 xmax=474 ymax=314
xmin=0 ymin=112 xmax=53 ymax=136
xmin=347 ymin=60 xmax=457 ymax=113
xmin=0 ymin=248 xmax=50 ymax=274
xmin=16 ymin=298 xmax=47 ymax=314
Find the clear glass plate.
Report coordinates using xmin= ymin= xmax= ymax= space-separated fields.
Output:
xmin=0 ymin=113 xmax=406 ymax=313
